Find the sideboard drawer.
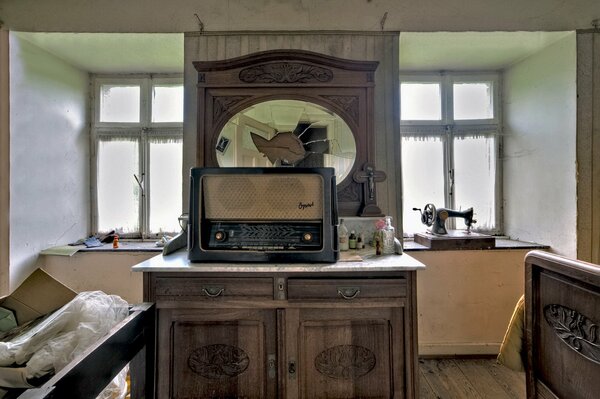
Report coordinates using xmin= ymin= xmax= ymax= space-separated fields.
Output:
xmin=287 ymin=278 xmax=406 ymax=300
xmin=154 ymin=277 xmax=273 ymax=300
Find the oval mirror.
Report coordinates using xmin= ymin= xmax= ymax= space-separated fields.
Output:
xmin=215 ymin=100 xmax=357 ymax=184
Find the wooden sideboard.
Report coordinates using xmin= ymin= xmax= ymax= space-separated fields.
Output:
xmin=133 ymin=251 xmax=425 ymax=399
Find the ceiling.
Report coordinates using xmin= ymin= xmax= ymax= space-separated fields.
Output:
xmin=14 ymin=31 xmax=572 ymax=74
xmin=14 ymin=32 xmax=184 ymax=74
xmin=2 ymin=0 xmax=598 ymax=32
xmin=399 ymin=31 xmax=573 ymax=71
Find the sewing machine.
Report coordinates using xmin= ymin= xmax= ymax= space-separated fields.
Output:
xmin=413 ymin=203 xmax=475 ymax=235
xmin=412 ymin=203 xmax=495 ymax=250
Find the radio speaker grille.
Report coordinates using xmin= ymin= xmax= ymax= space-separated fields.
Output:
xmin=203 ymin=174 xmax=323 ymax=220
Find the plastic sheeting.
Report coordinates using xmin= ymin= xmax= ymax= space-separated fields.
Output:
xmin=0 ymin=291 xmax=129 ymax=396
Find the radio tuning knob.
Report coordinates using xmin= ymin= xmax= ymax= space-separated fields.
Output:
xmin=215 ymin=231 xmax=226 ymax=241
xmin=302 ymin=232 xmax=312 ymax=242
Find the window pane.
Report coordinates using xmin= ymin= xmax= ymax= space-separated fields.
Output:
xmin=97 ymin=139 xmax=140 ymax=233
xmin=401 ymin=83 xmax=442 ymax=121
xmin=152 ymin=85 xmax=184 ymax=123
xmin=149 ymin=139 xmax=183 ymax=234
xmin=99 ymin=85 xmax=140 ymax=123
xmin=401 ymin=137 xmax=445 ymax=236
xmin=453 ymin=82 xmax=493 ymax=120
xmin=453 ymin=136 xmax=496 ymax=231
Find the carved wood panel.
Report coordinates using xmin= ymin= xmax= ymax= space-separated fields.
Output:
xmin=213 ymin=95 xmax=251 ymax=124
xmin=544 ymin=304 xmax=600 ymax=364
xmin=320 ymin=95 xmax=360 ymax=125
xmin=239 ymin=62 xmax=333 ymax=83
xmin=188 ymin=343 xmax=251 ymax=379
xmin=159 ymin=308 xmax=277 ymax=399
xmin=314 ymin=344 xmax=376 ymax=379
xmin=533 ymin=271 xmax=600 ymax=399
xmin=291 ymin=308 xmax=404 ymax=399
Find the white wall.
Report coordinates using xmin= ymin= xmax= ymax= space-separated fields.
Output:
xmin=41 ymin=252 xmax=155 ymax=304
xmin=1 ymin=31 xmax=10 ymax=296
xmin=412 ymin=249 xmax=527 ymax=356
xmin=9 ymin=34 xmax=90 ymax=290
xmin=39 ymin=246 xmax=528 ymax=354
xmin=503 ymin=34 xmax=577 ymax=257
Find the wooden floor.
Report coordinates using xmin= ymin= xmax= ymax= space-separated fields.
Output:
xmin=419 ymin=358 xmax=526 ymax=399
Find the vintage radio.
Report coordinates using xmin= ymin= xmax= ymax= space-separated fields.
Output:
xmin=188 ymin=167 xmax=339 ymax=263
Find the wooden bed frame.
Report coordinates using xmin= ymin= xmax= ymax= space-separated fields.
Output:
xmin=11 ymin=303 xmax=155 ymax=399
xmin=525 ymin=250 xmax=600 ymax=399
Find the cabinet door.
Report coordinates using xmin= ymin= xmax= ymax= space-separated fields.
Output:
xmin=157 ymin=308 xmax=277 ymax=399
xmin=285 ymin=307 xmax=405 ymax=399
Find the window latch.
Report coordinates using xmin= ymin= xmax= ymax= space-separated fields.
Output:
xmin=134 ymin=173 xmax=145 ymax=196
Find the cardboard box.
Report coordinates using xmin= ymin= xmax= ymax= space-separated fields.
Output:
xmin=0 ymin=269 xmax=76 ymax=326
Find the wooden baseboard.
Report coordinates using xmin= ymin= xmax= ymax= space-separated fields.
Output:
xmin=419 ymin=353 xmax=498 ymax=359
xmin=418 ymin=342 xmax=501 ymax=357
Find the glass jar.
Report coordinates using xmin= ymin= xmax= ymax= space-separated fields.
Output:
xmin=382 ymin=216 xmax=395 ymax=255
xmin=338 ymin=219 xmax=349 ymax=251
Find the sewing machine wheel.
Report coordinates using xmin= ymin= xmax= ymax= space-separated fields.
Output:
xmin=422 ymin=203 xmax=436 ymax=227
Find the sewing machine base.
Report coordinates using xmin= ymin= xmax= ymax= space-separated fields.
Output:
xmin=414 ymin=230 xmax=495 ymax=250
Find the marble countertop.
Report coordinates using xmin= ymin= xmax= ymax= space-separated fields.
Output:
xmin=131 ymin=249 xmax=425 ymax=273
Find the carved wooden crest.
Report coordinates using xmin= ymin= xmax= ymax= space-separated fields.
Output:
xmin=338 ymin=182 xmax=361 ymax=202
xmin=213 ymin=96 xmax=251 ymax=123
xmin=239 ymin=63 xmax=333 ymax=83
xmin=314 ymin=344 xmax=376 ymax=379
xmin=544 ymin=304 xmax=600 ymax=364
xmin=188 ymin=344 xmax=250 ymax=379
xmin=321 ymin=95 xmax=359 ymax=125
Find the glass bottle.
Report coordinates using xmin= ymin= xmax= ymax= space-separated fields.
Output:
xmin=349 ymin=230 xmax=357 ymax=249
xmin=382 ymin=216 xmax=395 ymax=255
xmin=375 ymin=233 xmax=382 ymax=255
xmin=338 ymin=219 xmax=349 ymax=251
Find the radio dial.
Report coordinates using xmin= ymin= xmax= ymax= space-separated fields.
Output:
xmin=302 ymin=232 xmax=313 ymax=242
xmin=215 ymin=231 xmax=227 ymax=242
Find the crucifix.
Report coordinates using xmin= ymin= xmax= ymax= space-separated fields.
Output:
xmin=353 ymin=163 xmax=386 ymax=216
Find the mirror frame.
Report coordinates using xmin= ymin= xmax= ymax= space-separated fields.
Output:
xmin=194 ymin=50 xmax=379 ymax=216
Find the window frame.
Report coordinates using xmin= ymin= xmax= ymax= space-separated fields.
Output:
xmin=149 ymin=77 xmax=185 ymax=128
xmin=400 ymin=75 xmax=444 ymax=125
xmin=400 ymin=71 xmax=503 ymax=235
xmin=94 ymin=77 xmax=147 ymax=127
xmin=448 ymin=73 xmax=500 ymax=125
xmin=91 ymin=74 xmax=184 ymax=239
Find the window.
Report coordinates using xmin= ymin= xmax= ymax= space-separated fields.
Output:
xmin=400 ymin=73 xmax=500 ymax=236
xmin=92 ymin=76 xmax=183 ymax=238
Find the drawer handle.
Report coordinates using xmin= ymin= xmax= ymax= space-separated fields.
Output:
xmin=202 ymin=286 xmax=224 ymax=297
xmin=337 ymin=287 xmax=361 ymax=300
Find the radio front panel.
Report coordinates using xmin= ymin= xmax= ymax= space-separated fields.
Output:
xmin=188 ymin=167 xmax=339 ymax=263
